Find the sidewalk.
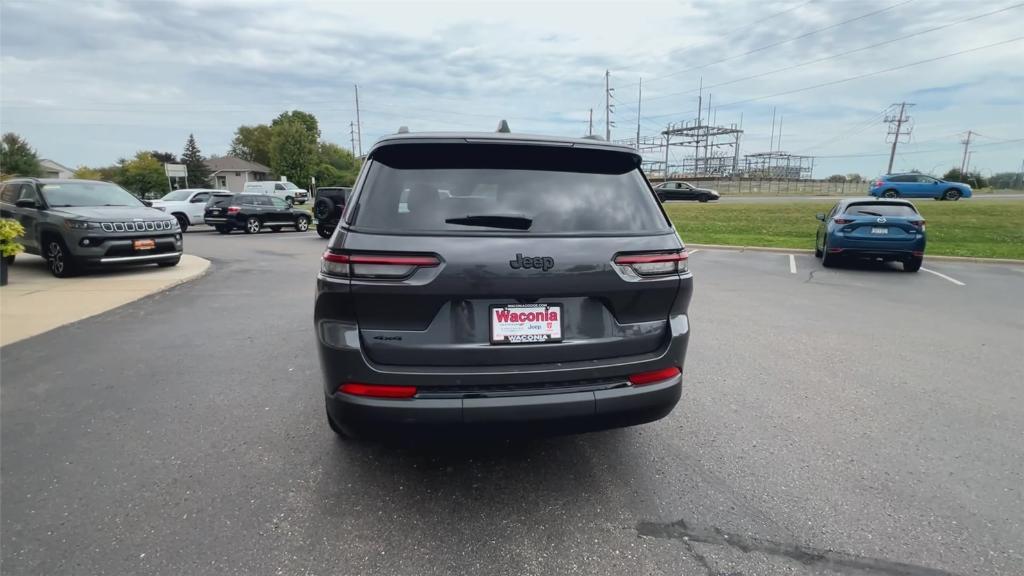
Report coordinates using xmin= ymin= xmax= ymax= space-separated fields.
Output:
xmin=0 ymin=254 xmax=210 ymax=346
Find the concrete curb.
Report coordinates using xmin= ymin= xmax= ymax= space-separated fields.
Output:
xmin=686 ymin=244 xmax=1024 ymax=265
xmin=0 ymin=254 xmax=212 ymax=347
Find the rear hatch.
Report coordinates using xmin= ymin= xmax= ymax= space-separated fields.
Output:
xmin=840 ymin=201 xmax=924 ymax=241
xmin=333 ymin=141 xmax=686 ymax=367
xmin=204 ymin=194 xmax=236 ymax=218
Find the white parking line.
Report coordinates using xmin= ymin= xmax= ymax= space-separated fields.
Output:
xmin=687 ymin=249 xmax=701 ymax=255
xmin=789 ymin=254 xmax=797 ymax=274
xmin=920 ymin=267 xmax=966 ymax=286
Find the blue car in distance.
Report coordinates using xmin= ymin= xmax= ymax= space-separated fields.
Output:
xmin=868 ymin=173 xmax=971 ymax=200
xmin=815 ymin=198 xmax=926 ymax=272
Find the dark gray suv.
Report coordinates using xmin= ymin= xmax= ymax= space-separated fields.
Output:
xmin=314 ymin=131 xmax=693 ymax=438
xmin=0 ymin=178 xmax=182 ymax=277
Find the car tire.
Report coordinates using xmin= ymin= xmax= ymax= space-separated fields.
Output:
xmin=814 ymin=238 xmax=823 ymax=258
xmin=173 ymin=213 xmax=189 ymax=233
xmin=216 ymin=225 xmax=231 ymax=234
xmin=44 ymin=235 xmax=77 ymax=278
xmin=903 ymin=257 xmax=922 ymax=272
xmin=943 ymin=189 xmax=961 ymax=201
xmin=285 ymin=195 xmax=293 ymax=204
xmin=244 ymin=216 xmax=261 ymax=234
xmin=314 ymin=197 xmax=336 ymax=221
xmin=157 ymin=257 xmax=181 ymax=268
xmin=821 ymin=240 xmax=838 ymax=268
xmin=883 ymin=189 xmax=899 ymax=198
xmin=316 ymin=223 xmax=335 ymax=239
xmin=698 ymin=195 xmax=709 ymax=203
xmin=296 ymin=215 xmax=310 ymax=232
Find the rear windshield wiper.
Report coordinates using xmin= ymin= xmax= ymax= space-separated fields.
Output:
xmin=444 ymin=214 xmax=533 ymax=230
xmin=853 ymin=210 xmax=884 ymax=217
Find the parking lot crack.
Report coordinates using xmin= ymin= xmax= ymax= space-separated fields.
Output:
xmin=804 ymin=270 xmax=817 ymax=283
xmin=636 ymin=518 xmax=960 ymax=576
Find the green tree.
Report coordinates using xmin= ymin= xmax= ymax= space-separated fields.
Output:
xmin=270 ymin=120 xmax=317 ymax=188
xmin=73 ymin=166 xmax=104 ymax=180
xmin=318 ymin=141 xmax=357 ymax=172
xmin=826 ymin=174 xmax=846 ymax=183
xmin=181 ymin=133 xmax=211 ymax=187
xmin=228 ymin=124 xmax=273 ymax=167
xmin=942 ymin=168 xmax=987 ymax=188
xmin=115 ymin=152 xmax=169 ymax=198
xmin=272 ymin=110 xmax=320 ymax=139
xmin=845 ymin=173 xmax=863 ymax=183
xmin=1 ymin=133 xmax=43 ymax=177
xmin=988 ymin=172 xmax=1024 ymax=190
xmin=148 ymin=151 xmax=178 ymax=164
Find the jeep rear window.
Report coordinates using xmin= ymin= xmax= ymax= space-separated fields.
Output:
xmin=845 ymin=203 xmax=918 ymax=217
xmin=352 ymin=143 xmax=668 ymax=235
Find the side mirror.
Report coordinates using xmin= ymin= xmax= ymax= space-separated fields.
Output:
xmin=815 ymin=213 xmax=826 ymax=221
xmin=142 ymin=200 xmax=153 ymax=207
xmin=15 ymin=199 xmax=38 ymax=209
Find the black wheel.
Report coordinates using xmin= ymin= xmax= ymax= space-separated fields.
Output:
xmin=814 ymin=236 xmax=823 ymax=258
xmin=270 ymin=226 xmax=282 ymax=232
xmin=295 ymin=215 xmax=310 ymax=232
xmin=698 ymin=195 xmax=709 ymax=203
xmin=157 ymin=257 xmax=181 ymax=268
xmin=316 ymin=223 xmax=335 ymax=239
xmin=44 ymin=235 xmax=77 ymax=278
xmin=903 ymin=257 xmax=922 ymax=272
xmin=244 ymin=216 xmax=261 ymax=234
xmin=285 ymin=195 xmax=293 ymax=204
xmin=882 ymin=189 xmax=899 ymax=198
xmin=173 ymin=213 xmax=189 ymax=232
xmin=313 ymin=197 xmax=336 ymax=221
xmin=216 ymin=225 xmax=231 ymax=234
xmin=943 ymin=189 xmax=961 ymax=201
xmin=4 ymin=254 xmax=14 ymax=265
xmin=821 ymin=239 xmax=838 ymax=268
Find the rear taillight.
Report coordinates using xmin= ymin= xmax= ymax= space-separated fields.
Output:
xmin=909 ymin=219 xmax=926 ymax=231
xmin=628 ymin=366 xmax=681 ymax=386
xmin=226 ymin=206 xmax=241 ymax=215
xmin=338 ymin=383 xmax=417 ymax=398
xmin=874 ymin=180 xmax=884 ymax=188
xmin=614 ymin=251 xmax=688 ymax=276
xmin=321 ymin=252 xmax=441 ymax=279
xmin=833 ymin=218 xmax=854 ymax=225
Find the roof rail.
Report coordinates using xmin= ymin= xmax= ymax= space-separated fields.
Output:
xmin=396 ymin=126 xmax=410 ymax=134
xmin=496 ymin=120 xmax=511 ymax=133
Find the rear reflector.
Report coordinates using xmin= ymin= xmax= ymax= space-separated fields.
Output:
xmin=227 ymin=206 xmax=241 ymax=215
xmin=628 ymin=366 xmax=681 ymax=386
xmin=614 ymin=251 xmax=688 ymax=276
xmin=912 ymin=251 xmax=924 ymax=257
xmin=827 ymin=247 xmax=844 ymax=253
xmin=338 ymin=383 xmax=417 ymax=398
xmin=833 ymin=218 xmax=854 ymax=224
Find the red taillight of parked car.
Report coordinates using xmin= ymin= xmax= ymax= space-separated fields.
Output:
xmin=909 ymin=219 xmax=926 ymax=231
xmin=833 ymin=218 xmax=854 ymax=225
xmin=874 ymin=180 xmax=884 ymax=188
xmin=321 ymin=252 xmax=441 ymax=279
xmin=628 ymin=366 xmax=681 ymax=386
xmin=226 ymin=206 xmax=241 ymax=215
xmin=338 ymin=383 xmax=417 ymax=398
xmin=614 ymin=251 xmax=689 ymax=276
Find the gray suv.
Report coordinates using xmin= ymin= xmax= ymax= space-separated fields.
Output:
xmin=0 ymin=178 xmax=183 ymax=277
xmin=315 ymin=130 xmax=693 ymax=439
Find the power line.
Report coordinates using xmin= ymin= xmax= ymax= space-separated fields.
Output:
xmin=641 ymin=2 xmax=1024 ymax=106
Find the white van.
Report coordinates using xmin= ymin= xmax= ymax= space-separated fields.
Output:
xmin=242 ymin=181 xmax=309 ymax=204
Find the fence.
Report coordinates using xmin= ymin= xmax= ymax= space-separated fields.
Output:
xmin=661 ymin=179 xmax=869 ymax=196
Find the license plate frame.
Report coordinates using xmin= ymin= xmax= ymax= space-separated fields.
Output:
xmin=871 ymin=227 xmax=889 ymax=235
xmin=133 ymin=239 xmax=156 ymax=251
xmin=489 ymin=303 xmax=563 ymax=345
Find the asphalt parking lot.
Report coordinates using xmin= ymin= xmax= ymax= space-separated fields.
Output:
xmin=2 ymin=227 xmax=1023 ymax=576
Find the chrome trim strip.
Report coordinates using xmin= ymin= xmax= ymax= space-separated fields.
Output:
xmin=99 ymin=251 xmax=183 ymax=263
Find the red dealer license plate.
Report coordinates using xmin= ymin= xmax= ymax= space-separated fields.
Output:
xmin=490 ymin=304 xmax=563 ymax=344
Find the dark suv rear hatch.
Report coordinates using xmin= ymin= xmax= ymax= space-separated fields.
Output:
xmin=333 ymin=141 xmax=684 ymax=367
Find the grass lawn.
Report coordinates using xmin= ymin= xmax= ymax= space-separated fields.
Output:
xmin=663 ymin=200 xmax=1024 ymax=260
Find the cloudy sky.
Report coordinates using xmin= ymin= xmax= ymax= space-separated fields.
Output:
xmin=2 ymin=0 xmax=1021 ymax=178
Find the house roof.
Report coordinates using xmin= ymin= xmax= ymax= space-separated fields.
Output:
xmin=204 ymin=156 xmax=271 ymax=173
xmin=39 ymin=158 xmax=74 ymax=173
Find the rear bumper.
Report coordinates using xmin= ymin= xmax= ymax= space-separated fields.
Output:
xmin=325 ymin=376 xmax=681 ymax=437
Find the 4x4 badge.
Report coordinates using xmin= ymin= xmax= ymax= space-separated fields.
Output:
xmin=509 ymin=253 xmax=554 ymax=271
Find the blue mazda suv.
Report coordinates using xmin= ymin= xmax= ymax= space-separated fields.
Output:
xmin=868 ymin=173 xmax=971 ymax=200
xmin=815 ymin=198 xmax=926 ymax=272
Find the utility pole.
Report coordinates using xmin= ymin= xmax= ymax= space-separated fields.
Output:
xmin=885 ymin=102 xmax=913 ymax=174
xmin=664 ymin=123 xmax=672 ymax=181
xmin=768 ymin=107 xmax=776 ymax=179
xmin=703 ymin=93 xmax=711 ymax=175
xmin=635 ymin=77 xmax=642 ymax=150
xmin=695 ymin=77 xmax=702 ymax=177
xmin=350 ymin=121 xmax=357 ymax=155
xmin=959 ymin=130 xmax=973 ymax=174
xmin=588 ymin=108 xmax=593 ymax=136
xmin=604 ymin=70 xmax=614 ymax=141
xmin=354 ymin=84 xmax=363 ymax=157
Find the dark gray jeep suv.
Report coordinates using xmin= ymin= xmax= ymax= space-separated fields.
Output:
xmin=314 ymin=130 xmax=693 ymax=438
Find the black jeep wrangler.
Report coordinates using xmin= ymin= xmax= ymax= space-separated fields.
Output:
xmin=312 ymin=187 xmax=351 ymax=238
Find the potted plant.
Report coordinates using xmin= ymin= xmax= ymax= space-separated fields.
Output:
xmin=0 ymin=218 xmax=26 ymax=286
